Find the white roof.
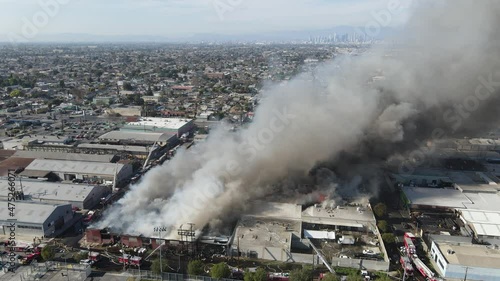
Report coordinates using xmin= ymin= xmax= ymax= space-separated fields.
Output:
xmin=0 ymin=179 xmax=100 ymax=203
xmin=461 ymin=209 xmax=500 ymax=237
xmin=25 ymin=159 xmax=125 ymax=176
xmin=0 ymin=200 xmax=70 ymax=224
xmin=402 ymin=186 xmax=472 ymax=208
xmin=303 ymin=230 xmax=336 ymax=240
xmin=301 ymin=205 xmax=375 ymax=227
xmin=126 ymin=117 xmax=192 ymax=130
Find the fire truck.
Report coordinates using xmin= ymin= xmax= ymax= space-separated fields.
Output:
xmin=118 ymin=254 xmax=142 ymax=266
xmin=21 ymin=252 xmax=40 ymax=264
xmin=413 ymin=256 xmax=439 ymax=281
xmin=403 ymin=232 xmax=440 ymax=281
xmin=399 ymin=254 xmax=414 ymax=276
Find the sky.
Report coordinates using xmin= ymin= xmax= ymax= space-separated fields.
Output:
xmin=0 ymin=0 xmax=413 ymax=40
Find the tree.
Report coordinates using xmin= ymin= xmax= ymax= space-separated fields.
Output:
xmin=289 ymin=266 xmax=312 ymax=281
xmin=9 ymin=89 xmax=22 ymax=98
xmin=146 ymin=85 xmax=154 ymax=96
xmin=123 ymin=82 xmax=133 ymax=91
xmin=59 ymin=80 xmax=65 ymax=88
xmin=377 ymin=220 xmax=389 ymax=233
xmin=73 ymin=251 xmax=88 ymax=261
xmin=151 ymin=258 xmax=169 ymax=274
xmin=373 ymin=203 xmax=387 ymax=218
xmin=244 ymin=268 xmax=268 ymax=281
xmin=382 ymin=233 xmax=396 ymax=245
xmin=188 ymin=260 xmax=205 ymax=276
xmin=322 ymin=273 xmax=340 ymax=281
xmin=210 ymin=263 xmax=231 ymax=279
xmin=41 ymin=246 xmax=55 ymax=261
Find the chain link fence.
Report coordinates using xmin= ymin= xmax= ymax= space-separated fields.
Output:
xmin=126 ymin=269 xmax=239 ymax=281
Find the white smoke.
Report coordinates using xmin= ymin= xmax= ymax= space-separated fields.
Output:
xmin=96 ymin=0 xmax=500 ymax=238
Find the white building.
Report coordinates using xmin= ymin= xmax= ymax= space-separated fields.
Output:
xmin=0 ymin=180 xmax=110 ymax=209
xmin=430 ymin=240 xmax=500 ymax=281
xmin=0 ymin=201 xmax=74 ymax=237
xmin=122 ymin=117 xmax=194 ymax=137
xmin=459 ymin=209 xmax=500 ymax=245
xmin=22 ymin=159 xmax=133 ymax=185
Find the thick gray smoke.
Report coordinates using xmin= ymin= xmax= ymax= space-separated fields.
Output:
xmin=96 ymin=0 xmax=500 ymax=238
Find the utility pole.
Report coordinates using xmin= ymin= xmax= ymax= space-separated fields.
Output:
xmin=121 ymin=241 xmax=126 ymax=272
xmin=155 ymin=226 xmax=166 ymax=281
xmin=464 ymin=266 xmax=468 ymax=281
xmin=63 ymin=253 xmax=70 ymax=281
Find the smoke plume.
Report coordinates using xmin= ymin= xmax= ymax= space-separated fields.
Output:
xmin=96 ymin=0 xmax=500 ymax=238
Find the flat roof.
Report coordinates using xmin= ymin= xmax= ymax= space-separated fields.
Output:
xmin=234 ymin=217 xmax=300 ymax=251
xmin=98 ymin=130 xmax=176 ymax=143
xmin=461 ymin=193 xmax=500 ymax=212
xmin=460 ymin=209 xmax=500 ymax=237
xmin=0 ymin=200 xmax=69 ymax=224
xmin=0 ymin=157 xmax=35 ymax=176
xmin=126 ymin=117 xmax=192 ymax=130
xmin=402 ymin=187 xmax=472 ymax=209
xmin=0 ymin=179 xmax=100 ymax=203
xmin=77 ymin=143 xmax=149 ymax=153
xmin=12 ymin=150 xmax=116 ymax=163
xmin=24 ymin=159 xmax=126 ymax=176
xmin=301 ymin=205 xmax=375 ymax=227
xmin=437 ymin=242 xmax=500 ymax=269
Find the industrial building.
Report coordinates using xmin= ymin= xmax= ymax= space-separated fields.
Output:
xmin=430 ymin=240 xmax=500 ymax=281
xmin=229 ymin=201 xmax=389 ymax=271
xmin=77 ymin=143 xmax=152 ymax=158
xmin=400 ymin=182 xmax=500 ymax=244
xmin=0 ymin=179 xmax=110 ymax=209
xmin=0 ymin=135 xmax=73 ymax=150
xmin=21 ymin=159 xmax=133 ymax=185
xmin=458 ymin=209 xmax=500 ymax=245
xmin=97 ymin=130 xmax=178 ymax=147
xmin=121 ymin=117 xmax=194 ymax=137
xmin=230 ymin=202 xmax=305 ymax=262
xmin=302 ymin=204 xmax=378 ymax=232
xmin=0 ymin=201 xmax=75 ymax=238
xmin=9 ymin=150 xmax=118 ymax=163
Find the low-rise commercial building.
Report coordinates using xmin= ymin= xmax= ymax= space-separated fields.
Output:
xmin=430 ymin=240 xmax=500 ymax=281
xmin=122 ymin=117 xmax=194 ymax=137
xmin=0 ymin=201 xmax=74 ymax=238
xmin=22 ymin=159 xmax=133 ymax=186
xmin=0 ymin=180 xmax=110 ymax=209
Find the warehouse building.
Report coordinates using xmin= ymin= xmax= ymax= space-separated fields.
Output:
xmin=229 ymin=201 xmax=388 ymax=270
xmin=97 ymin=131 xmax=178 ymax=147
xmin=76 ymin=143 xmax=152 ymax=159
xmin=0 ymin=201 xmax=74 ymax=238
xmin=121 ymin=117 xmax=194 ymax=137
xmin=10 ymin=150 xmax=118 ymax=163
xmin=21 ymin=159 xmax=133 ymax=186
xmin=459 ymin=209 xmax=500 ymax=245
xmin=430 ymin=240 xmax=500 ymax=281
xmin=0 ymin=180 xmax=110 ymax=209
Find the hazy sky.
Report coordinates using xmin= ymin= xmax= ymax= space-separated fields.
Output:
xmin=0 ymin=0 xmax=412 ymax=38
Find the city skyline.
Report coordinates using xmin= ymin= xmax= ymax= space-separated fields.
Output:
xmin=0 ymin=0 xmax=412 ymax=42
